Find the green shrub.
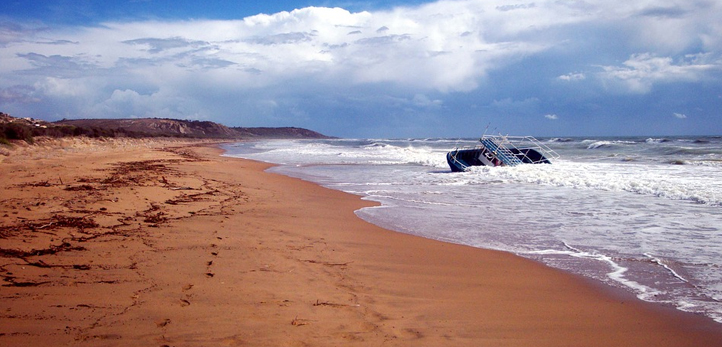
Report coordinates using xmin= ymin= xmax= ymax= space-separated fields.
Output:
xmin=1 ymin=123 xmax=34 ymax=143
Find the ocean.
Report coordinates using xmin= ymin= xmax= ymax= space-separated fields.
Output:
xmin=222 ymin=136 xmax=722 ymax=324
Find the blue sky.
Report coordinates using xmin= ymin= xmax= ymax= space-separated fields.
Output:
xmin=1 ymin=0 xmax=721 ymax=138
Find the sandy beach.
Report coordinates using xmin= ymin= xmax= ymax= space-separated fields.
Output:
xmin=1 ymin=138 xmax=721 ymax=346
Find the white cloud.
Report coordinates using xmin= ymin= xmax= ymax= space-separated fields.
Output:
xmin=558 ymin=73 xmax=586 ymax=82
xmin=412 ymin=94 xmax=442 ymax=108
xmin=599 ymin=53 xmax=721 ymax=93
xmin=673 ymin=112 xmax=687 ymax=119
xmin=89 ymin=88 xmax=206 ymax=120
xmin=0 ymin=85 xmax=40 ymax=104
xmin=491 ymin=97 xmax=541 ymax=112
xmin=545 ymin=114 xmax=559 ymax=120
xmin=3 ymin=2 xmax=717 ymax=93
xmin=629 ymin=2 xmax=722 ymax=53
xmin=0 ymin=2 xmax=576 ymax=97
xmin=36 ymin=77 xmax=93 ymax=98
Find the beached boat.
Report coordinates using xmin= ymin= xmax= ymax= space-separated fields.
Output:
xmin=446 ymin=135 xmax=559 ymax=172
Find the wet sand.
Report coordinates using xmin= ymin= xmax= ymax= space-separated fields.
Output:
xmin=1 ymin=138 xmax=721 ymax=346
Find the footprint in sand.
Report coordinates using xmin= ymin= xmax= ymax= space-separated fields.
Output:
xmin=155 ymin=318 xmax=171 ymax=327
xmin=179 ymin=299 xmax=191 ymax=307
xmin=206 ymin=242 xmax=219 ymax=276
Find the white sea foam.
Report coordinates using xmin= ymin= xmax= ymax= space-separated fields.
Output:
xmin=585 ymin=140 xmax=637 ymax=149
xmin=645 ymin=253 xmax=689 ymax=283
xmin=464 ymin=161 xmax=722 ymax=206
xmin=646 ymin=138 xmax=671 ymax=144
xmin=527 ymin=243 xmax=662 ymax=300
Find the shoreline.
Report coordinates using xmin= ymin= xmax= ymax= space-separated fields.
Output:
xmin=1 ymin=139 xmax=721 ymax=346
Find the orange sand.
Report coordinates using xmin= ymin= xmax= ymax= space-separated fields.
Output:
xmin=1 ymin=139 xmax=721 ymax=346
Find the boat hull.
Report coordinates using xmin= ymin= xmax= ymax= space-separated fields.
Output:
xmin=446 ymin=147 xmax=551 ymax=172
xmin=446 ymin=148 xmax=489 ymax=172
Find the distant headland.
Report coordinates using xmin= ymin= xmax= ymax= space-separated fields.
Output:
xmin=0 ymin=112 xmax=332 ymax=145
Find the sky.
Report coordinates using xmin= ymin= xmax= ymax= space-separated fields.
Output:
xmin=1 ymin=0 xmax=721 ymax=138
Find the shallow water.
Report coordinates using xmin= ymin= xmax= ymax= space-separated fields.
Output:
xmin=223 ymin=136 xmax=722 ymax=323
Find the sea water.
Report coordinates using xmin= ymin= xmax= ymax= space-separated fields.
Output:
xmin=222 ymin=136 xmax=722 ymax=323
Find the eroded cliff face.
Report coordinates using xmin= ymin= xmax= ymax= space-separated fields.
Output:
xmin=138 ymin=119 xmax=238 ymax=137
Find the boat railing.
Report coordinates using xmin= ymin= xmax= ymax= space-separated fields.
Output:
xmin=480 ymin=135 xmax=560 ymax=165
xmin=480 ymin=137 xmax=523 ymax=166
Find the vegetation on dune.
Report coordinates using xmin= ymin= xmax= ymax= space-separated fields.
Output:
xmin=0 ymin=119 xmax=164 ymax=145
xmin=0 ymin=112 xmax=331 ymax=146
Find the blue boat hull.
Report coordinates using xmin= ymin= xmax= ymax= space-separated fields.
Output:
xmin=446 ymin=148 xmax=486 ymax=172
xmin=447 ymin=147 xmax=550 ymax=172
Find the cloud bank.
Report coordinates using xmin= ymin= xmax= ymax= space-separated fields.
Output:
xmin=1 ymin=0 xmax=721 ymax=137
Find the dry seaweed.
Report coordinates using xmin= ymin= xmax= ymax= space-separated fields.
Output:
xmin=26 ymin=215 xmax=99 ymax=232
xmin=0 ymin=241 xmax=86 ymax=258
xmin=64 ymin=184 xmax=95 ymax=191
